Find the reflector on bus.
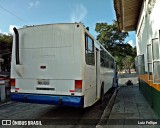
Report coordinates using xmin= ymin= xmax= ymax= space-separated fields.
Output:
xmin=15 ymin=88 xmax=20 ymax=92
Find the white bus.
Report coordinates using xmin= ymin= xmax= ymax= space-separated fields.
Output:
xmin=11 ymin=23 xmax=116 ymax=108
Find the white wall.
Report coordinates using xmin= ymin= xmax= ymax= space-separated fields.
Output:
xmin=136 ymin=0 xmax=160 ymax=72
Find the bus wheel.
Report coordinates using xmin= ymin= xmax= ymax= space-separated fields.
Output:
xmin=100 ymin=86 xmax=104 ymax=103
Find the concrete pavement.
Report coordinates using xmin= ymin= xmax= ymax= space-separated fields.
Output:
xmin=97 ymin=84 xmax=160 ymax=128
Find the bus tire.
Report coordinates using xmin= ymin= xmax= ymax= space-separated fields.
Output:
xmin=100 ymin=85 xmax=104 ymax=103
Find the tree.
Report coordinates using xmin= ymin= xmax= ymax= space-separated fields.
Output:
xmin=95 ymin=20 xmax=128 ymax=56
xmin=0 ymin=33 xmax=13 ymax=72
xmin=122 ymin=55 xmax=135 ymax=74
xmin=95 ymin=20 xmax=136 ymax=73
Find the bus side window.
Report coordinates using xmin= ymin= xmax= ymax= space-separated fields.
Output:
xmin=104 ymin=52 xmax=109 ymax=68
xmin=100 ymin=49 xmax=105 ymax=66
xmin=85 ymin=34 xmax=95 ymax=66
xmin=105 ymin=60 xmax=109 ymax=68
xmin=111 ymin=62 xmax=114 ymax=69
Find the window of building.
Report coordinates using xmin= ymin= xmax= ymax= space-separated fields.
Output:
xmin=136 ymin=55 xmax=145 ymax=75
xmin=147 ymin=44 xmax=152 ymax=62
xmin=148 ymin=63 xmax=153 ymax=80
xmin=152 ymin=37 xmax=160 ymax=83
xmin=153 ymin=61 xmax=160 ymax=83
xmin=152 ymin=38 xmax=159 ymax=60
xmin=85 ymin=34 xmax=95 ymax=66
xmin=147 ymin=44 xmax=153 ymax=80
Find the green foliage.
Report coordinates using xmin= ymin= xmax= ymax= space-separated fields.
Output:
xmin=95 ymin=20 xmax=136 ymax=73
xmin=114 ymin=56 xmax=123 ymax=71
xmin=123 ymin=55 xmax=135 ymax=74
xmin=95 ymin=20 xmax=128 ymax=56
xmin=0 ymin=33 xmax=13 ymax=72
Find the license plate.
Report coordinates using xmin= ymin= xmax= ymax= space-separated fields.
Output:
xmin=37 ymin=79 xmax=49 ymax=85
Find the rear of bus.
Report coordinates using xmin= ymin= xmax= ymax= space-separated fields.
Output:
xmin=11 ymin=23 xmax=85 ymax=107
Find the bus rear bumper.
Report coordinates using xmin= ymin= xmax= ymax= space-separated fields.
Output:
xmin=11 ymin=93 xmax=84 ymax=107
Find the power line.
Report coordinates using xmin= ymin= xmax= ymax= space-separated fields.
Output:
xmin=0 ymin=4 xmax=29 ymax=25
xmin=0 ymin=0 xmax=9 ymax=6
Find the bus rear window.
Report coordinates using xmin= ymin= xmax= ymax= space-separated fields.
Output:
xmin=85 ymin=34 xmax=95 ymax=66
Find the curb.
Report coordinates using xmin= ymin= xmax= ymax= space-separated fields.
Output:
xmin=96 ymin=87 xmax=119 ymax=128
xmin=0 ymin=101 xmax=14 ymax=107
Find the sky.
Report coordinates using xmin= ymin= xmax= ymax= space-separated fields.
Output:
xmin=0 ymin=0 xmax=136 ymax=47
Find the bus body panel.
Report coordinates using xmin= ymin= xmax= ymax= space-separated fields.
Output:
xmin=83 ymin=65 xmax=97 ymax=107
xmin=12 ymin=79 xmax=84 ymax=96
xmin=11 ymin=93 xmax=84 ymax=107
xmin=103 ymin=68 xmax=114 ymax=93
xmin=11 ymin=24 xmax=83 ymax=79
xmin=11 ymin=23 xmax=115 ymax=108
xmin=11 ymin=24 xmax=85 ymax=107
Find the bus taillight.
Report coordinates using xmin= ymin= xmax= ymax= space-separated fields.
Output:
xmin=75 ymin=80 xmax=82 ymax=92
xmin=11 ymin=79 xmax=16 ymax=86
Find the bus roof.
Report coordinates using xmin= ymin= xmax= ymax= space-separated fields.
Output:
xmin=20 ymin=23 xmax=84 ymax=30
